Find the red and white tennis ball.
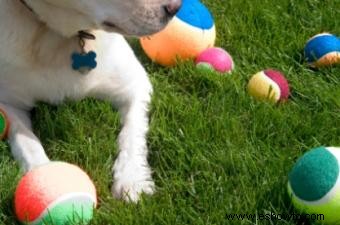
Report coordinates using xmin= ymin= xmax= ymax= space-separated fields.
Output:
xmin=195 ymin=47 xmax=234 ymax=73
xmin=247 ymin=69 xmax=290 ymax=103
xmin=15 ymin=162 xmax=97 ymax=225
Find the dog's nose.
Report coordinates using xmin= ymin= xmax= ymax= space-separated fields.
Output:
xmin=164 ymin=0 xmax=182 ymax=16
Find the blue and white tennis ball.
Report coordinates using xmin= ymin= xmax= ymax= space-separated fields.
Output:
xmin=305 ymin=33 xmax=340 ymax=67
xmin=288 ymin=146 xmax=340 ymax=224
xmin=140 ymin=0 xmax=216 ymax=66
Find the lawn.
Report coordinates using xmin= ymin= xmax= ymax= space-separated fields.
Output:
xmin=1 ymin=0 xmax=340 ymax=224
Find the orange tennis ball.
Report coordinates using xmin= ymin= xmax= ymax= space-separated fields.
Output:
xmin=15 ymin=162 xmax=97 ymax=225
xmin=140 ymin=0 xmax=216 ymax=66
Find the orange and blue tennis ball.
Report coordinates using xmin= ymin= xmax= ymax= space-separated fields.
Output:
xmin=288 ymin=147 xmax=340 ymax=224
xmin=15 ymin=162 xmax=97 ymax=225
xmin=247 ymin=69 xmax=290 ymax=103
xmin=0 ymin=108 xmax=9 ymax=140
xmin=140 ymin=0 xmax=216 ymax=66
xmin=305 ymin=33 xmax=340 ymax=68
xmin=195 ymin=47 xmax=234 ymax=73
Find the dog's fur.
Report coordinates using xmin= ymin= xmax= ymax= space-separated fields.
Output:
xmin=0 ymin=0 xmax=180 ymax=202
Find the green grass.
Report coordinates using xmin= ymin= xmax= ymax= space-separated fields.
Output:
xmin=1 ymin=0 xmax=340 ymax=224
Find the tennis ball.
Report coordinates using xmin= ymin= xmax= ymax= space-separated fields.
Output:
xmin=0 ymin=108 xmax=9 ymax=140
xmin=195 ymin=47 xmax=234 ymax=73
xmin=247 ymin=69 xmax=290 ymax=103
xmin=288 ymin=147 xmax=340 ymax=224
xmin=305 ymin=33 xmax=340 ymax=68
xmin=15 ymin=162 xmax=97 ymax=225
xmin=140 ymin=0 xmax=216 ymax=66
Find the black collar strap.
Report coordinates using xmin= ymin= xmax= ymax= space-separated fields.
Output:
xmin=19 ymin=0 xmax=34 ymax=13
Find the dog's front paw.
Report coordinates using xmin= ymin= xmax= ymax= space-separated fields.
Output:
xmin=112 ymin=157 xmax=155 ymax=202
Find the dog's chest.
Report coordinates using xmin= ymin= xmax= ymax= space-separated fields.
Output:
xmin=0 ymin=31 xmax=141 ymax=108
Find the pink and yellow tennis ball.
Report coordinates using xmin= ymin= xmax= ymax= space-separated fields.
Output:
xmin=195 ymin=47 xmax=234 ymax=73
xmin=247 ymin=69 xmax=290 ymax=103
xmin=140 ymin=0 xmax=216 ymax=66
xmin=15 ymin=162 xmax=97 ymax=225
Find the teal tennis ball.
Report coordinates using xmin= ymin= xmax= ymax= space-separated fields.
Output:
xmin=288 ymin=146 xmax=340 ymax=224
xmin=15 ymin=162 xmax=97 ymax=225
xmin=305 ymin=33 xmax=340 ymax=67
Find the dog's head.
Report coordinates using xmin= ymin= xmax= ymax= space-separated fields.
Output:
xmin=26 ymin=0 xmax=181 ymax=37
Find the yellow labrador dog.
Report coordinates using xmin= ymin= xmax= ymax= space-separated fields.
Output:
xmin=0 ymin=0 xmax=181 ymax=202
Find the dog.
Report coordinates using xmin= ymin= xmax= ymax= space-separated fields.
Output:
xmin=0 ymin=0 xmax=181 ymax=202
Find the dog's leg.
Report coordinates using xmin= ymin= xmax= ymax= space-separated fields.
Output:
xmin=92 ymin=69 xmax=154 ymax=202
xmin=88 ymin=34 xmax=155 ymax=202
xmin=111 ymin=77 xmax=155 ymax=202
xmin=0 ymin=103 xmax=50 ymax=172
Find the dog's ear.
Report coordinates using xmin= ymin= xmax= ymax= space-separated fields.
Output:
xmin=22 ymin=0 xmax=96 ymax=37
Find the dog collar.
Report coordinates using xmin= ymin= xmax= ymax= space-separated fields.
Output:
xmin=19 ymin=0 xmax=97 ymax=74
xmin=72 ymin=31 xmax=98 ymax=74
xmin=19 ymin=0 xmax=34 ymax=13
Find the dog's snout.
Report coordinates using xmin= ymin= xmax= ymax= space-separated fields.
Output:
xmin=164 ymin=0 xmax=182 ymax=16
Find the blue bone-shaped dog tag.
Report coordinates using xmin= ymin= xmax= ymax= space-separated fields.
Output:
xmin=71 ymin=51 xmax=97 ymax=74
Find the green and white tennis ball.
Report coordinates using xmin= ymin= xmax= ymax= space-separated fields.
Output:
xmin=288 ymin=146 xmax=340 ymax=224
xmin=15 ymin=162 xmax=97 ymax=225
